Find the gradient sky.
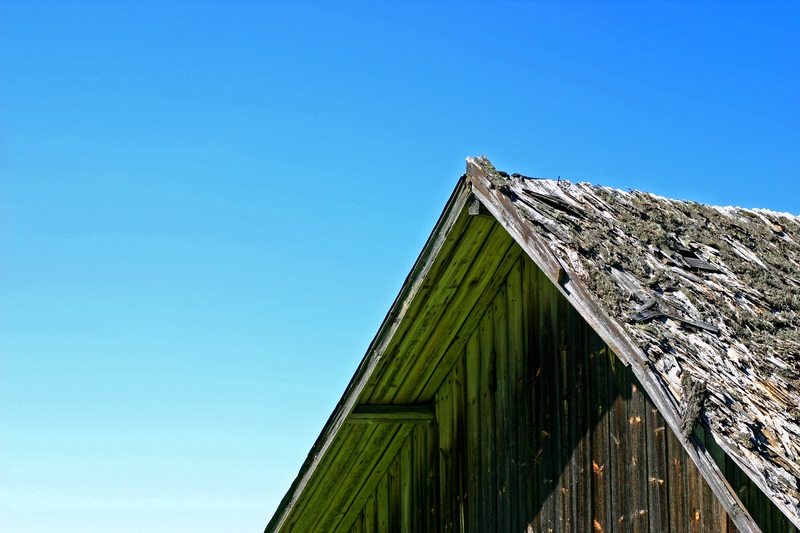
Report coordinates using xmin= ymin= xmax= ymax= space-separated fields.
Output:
xmin=2 ymin=1 xmax=799 ymax=532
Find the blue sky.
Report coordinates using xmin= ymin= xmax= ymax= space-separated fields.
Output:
xmin=2 ymin=1 xmax=798 ymax=531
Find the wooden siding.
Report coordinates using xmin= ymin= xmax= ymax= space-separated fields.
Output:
xmin=343 ymin=254 xmax=792 ymax=532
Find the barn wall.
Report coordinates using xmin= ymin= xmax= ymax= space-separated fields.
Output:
xmin=344 ymin=254 xmax=787 ymax=532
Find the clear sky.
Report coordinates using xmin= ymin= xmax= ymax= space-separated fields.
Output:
xmin=2 ymin=1 xmax=798 ymax=532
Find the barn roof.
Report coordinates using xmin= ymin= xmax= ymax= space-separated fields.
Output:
xmin=266 ymin=157 xmax=800 ymax=531
xmin=467 ymin=156 xmax=800 ymax=527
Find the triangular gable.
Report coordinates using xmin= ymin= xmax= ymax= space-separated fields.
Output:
xmin=267 ymin=157 xmax=799 ymax=531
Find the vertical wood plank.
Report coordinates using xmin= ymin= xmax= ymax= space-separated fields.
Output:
xmin=666 ymin=423 xmax=690 ymax=533
xmin=389 ymin=455 xmax=401 ymax=533
xmin=588 ymin=339 xmax=613 ymax=533
xmin=428 ymin=419 xmax=440 ymax=531
xmin=452 ymin=350 xmax=466 ymax=533
xmin=478 ymin=308 xmax=496 ymax=531
xmin=536 ymin=268 xmax=560 ymax=532
xmin=558 ymin=292 xmax=578 ymax=533
xmin=646 ymin=402 xmax=670 ymax=533
xmin=506 ymin=258 xmax=526 ymax=532
xmin=523 ymin=258 xmax=544 ymax=531
xmin=363 ymin=493 xmax=375 ymax=533
xmin=609 ymin=352 xmax=630 ymax=532
xmin=493 ymin=285 xmax=511 ymax=532
xmin=568 ymin=296 xmax=592 ymax=533
xmin=414 ymin=423 xmax=437 ymax=532
xmin=415 ymin=425 xmax=428 ymax=532
xmin=438 ymin=373 xmax=455 ymax=532
xmin=627 ymin=375 xmax=649 ymax=532
xmin=549 ymin=285 xmax=567 ymax=533
xmin=686 ymin=432 xmax=706 ymax=533
xmin=400 ymin=436 xmax=412 ymax=533
xmin=465 ymin=331 xmax=481 ymax=533
xmin=377 ymin=474 xmax=389 ymax=532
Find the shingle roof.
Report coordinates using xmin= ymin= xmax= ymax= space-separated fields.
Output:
xmin=467 ymin=156 xmax=800 ymax=525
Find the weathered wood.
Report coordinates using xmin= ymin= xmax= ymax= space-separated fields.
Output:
xmin=559 ymin=290 xmax=581 ymax=533
xmin=467 ymin=158 xmax=563 ymax=281
xmin=362 ymin=492 xmax=375 ymax=533
xmin=493 ymin=285 xmax=511 ymax=532
xmin=557 ymin=292 xmax=574 ymax=532
xmin=568 ymin=288 xmax=591 ymax=533
xmin=348 ymin=404 xmax=434 ymax=423
xmin=407 ymin=240 xmax=522 ymax=403
xmin=478 ymin=307 xmax=496 ymax=530
xmin=464 ymin=331 xmax=481 ymax=533
xmin=425 ymin=421 xmax=440 ymax=530
xmin=687 ymin=429 xmax=707 ymax=533
xmin=701 ymin=427 xmax=731 ymax=531
xmin=367 ymin=214 xmax=497 ymax=403
xmin=646 ymin=404 xmax=670 ymax=533
xmin=313 ymin=251 xmax=782 ymax=533
xmin=589 ymin=341 xmax=612 ymax=533
xmin=468 ymin=195 xmax=492 ymax=218
xmin=666 ymin=423 xmax=690 ymax=533
xmin=536 ymin=267 xmax=561 ymax=532
xmin=610 ymin=347 xmax=630 ymax=532
xmin=628 ymin=377 xmax=649 ymax=532
xmin=438 ymin=372 xmax=455 ymax=532
xmin=400 ymin=434 xmax=412 ymax=533
xmin=355 ymin=187 xmax=475 ymax=404
xmin=453 ymin=350 xmax=467 ymax=533
xmin=389 ymin=224 xmax=520 ymax=403
xmin=388 ymin=452 xmax=400 ymax=532
xmin=349 ymin=510 xmax=363 ymax=533
xmin=279 ymin=423 xmax=367 ymax=531
xmin=332 ymin=425 xmax=410 ymax=532
xmin=525 ymin=260 xmax=543 ymax=531
xmin=505 ymin=258 xmax=526 ymax=532
xmin=376 ymin=471 xmax=389 ymax=532
xmin=411 ymin=425 xmax=425 ymax=532
xmin=310 ymin=425 xmax=404 ymax=533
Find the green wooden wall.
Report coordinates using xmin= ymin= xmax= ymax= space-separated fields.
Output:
xmin=343 ymin=254 xmax=793 ymax=533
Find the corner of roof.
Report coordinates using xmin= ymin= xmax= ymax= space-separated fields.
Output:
xmin=466 ymin=155 xmax=509 ymax=186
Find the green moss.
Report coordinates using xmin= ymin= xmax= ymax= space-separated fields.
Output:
xmin=735 ymin=429 xmax=755 ymax=450
xmin=681 ymin=372 xmax=707 ymax=440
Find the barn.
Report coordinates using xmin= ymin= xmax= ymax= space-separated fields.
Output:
xmin=265 ymin=157 xmax=800 ymax=532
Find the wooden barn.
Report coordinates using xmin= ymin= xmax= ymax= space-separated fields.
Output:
xmin=265 ymin=157 xmax=800 ymax=532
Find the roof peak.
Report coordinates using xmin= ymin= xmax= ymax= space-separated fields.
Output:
xmin=468 ymin=156 xmax=799 ymax=219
